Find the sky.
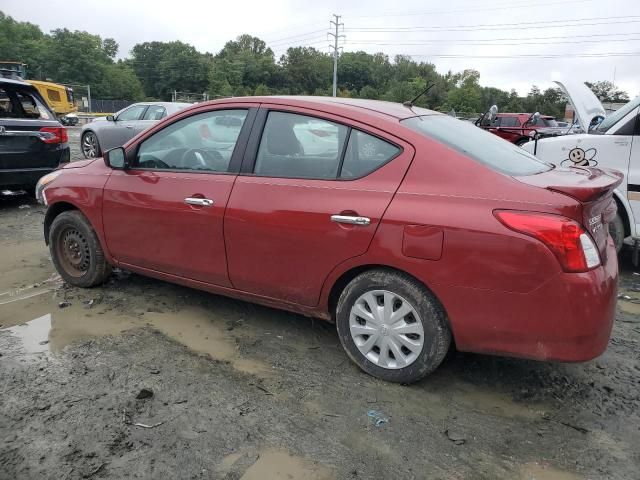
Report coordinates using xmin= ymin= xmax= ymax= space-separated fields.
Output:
xmin=3 ymin=0 xmax=640 ymax=96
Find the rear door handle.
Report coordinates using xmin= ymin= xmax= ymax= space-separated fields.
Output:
xmin=331 ymin=214 xmax=371 ymax=226
xmin=184 ymin=197 xmax=214 ymax=207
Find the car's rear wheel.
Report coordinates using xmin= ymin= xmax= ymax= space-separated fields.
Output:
xmin=81 ymin=131 xmax=101 ymax=159
xmin=49 ymin=210 xmax=111 ymax=287
xmin=609 ymin=212 xmax=625 ymax=254
xmin=335 ymin=269 xmax=451 ymax=383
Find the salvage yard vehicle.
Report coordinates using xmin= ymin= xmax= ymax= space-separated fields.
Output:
xmin=477 ymin=106 xmax=569 ymax=146
xmin=37 ymin=96 xmax=620 ymax=383
xmin=0 ymin=77 xmax=70 ymax=193
xmin=80 ymin=101 xmax=190 ymax=158
xmin=523 ymin=80 xmax=638 ymax=253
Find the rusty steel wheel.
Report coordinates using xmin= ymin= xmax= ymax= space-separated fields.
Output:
xmin=49 ymin=210 xmax=112 ymax=287
xmin=55 ymin=227 xmax=92 ymax=278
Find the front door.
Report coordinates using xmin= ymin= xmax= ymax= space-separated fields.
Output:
xmin=224 ymin=107 xmax=415 ymax=306
xmin=100 ymin=104 xmax=148 ymax=151
xmin=102 ymin=107 xmax=255 ymax=286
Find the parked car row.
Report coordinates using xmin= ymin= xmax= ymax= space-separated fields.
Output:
xmin=36 ymin=95 xmax=621 ymax=383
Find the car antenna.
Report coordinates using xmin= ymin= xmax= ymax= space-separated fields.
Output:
xmin=403 ymin=83 xmax=435 ymax=108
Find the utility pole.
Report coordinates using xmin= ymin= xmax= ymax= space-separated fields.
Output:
xmin=328 ymin=14 xmax=344 ymax=97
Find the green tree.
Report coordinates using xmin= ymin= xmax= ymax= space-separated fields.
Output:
xmin=585 ymin=81 xmax=629 ymax=103
xmin=279 ymin=47 xmax=332 ymax=95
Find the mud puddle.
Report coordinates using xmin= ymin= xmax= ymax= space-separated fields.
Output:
xmin=2 ymin=294 xmax=270 ymax=377
xmin=519 ymin=462 xmax=583 ymax=480
xmin=234 ymin=449 xmax=335 ymax=480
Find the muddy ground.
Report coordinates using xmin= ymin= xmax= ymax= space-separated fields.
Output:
xmin=0 ymin=128 xmax=639 ymax=479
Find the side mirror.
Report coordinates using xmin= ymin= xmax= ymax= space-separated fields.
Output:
xmin=488 ymin=105 xmax=498 ymax=122
xmin=104 ymin=147 xmax=128 ymax=169
xmin=106 ymin=115 xmax=115 ymax=122
xmin=525 ymin=112 xmax=541 ymax=126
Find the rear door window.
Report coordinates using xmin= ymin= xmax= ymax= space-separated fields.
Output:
xmin=143 ymin=105 xmax=167 ymax=120
xmin=0 ymin=87 xmax=53 ymax=119
xmin=254 ymin=111 xmax=348 ymax=179
xmin=340 ymin=130 xmax=400 ymax=179
xmin=403 ymin=115 xmax=551 ymax=176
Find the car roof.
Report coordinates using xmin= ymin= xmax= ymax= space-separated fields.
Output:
xmin=196 ymin=96 xmax=440 ymax=120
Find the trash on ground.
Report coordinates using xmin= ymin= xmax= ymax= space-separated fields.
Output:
xmin=18 ymin=204 xmax=31 ymax=209
xmin=134 ymin=421 xmax=164 ymax=429
xmin=445 ymin=428 xmax=466 ymax=445
xmin=367 ymin=409 xmax=389 ymax=427
xmin=58 ymin=301 xmax=71 ymax=309
xmin=135 ymin=388 xmax=154 ymax=400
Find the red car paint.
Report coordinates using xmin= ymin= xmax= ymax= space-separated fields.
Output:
xmin=43 ymin=96 xmax=620 ymax=363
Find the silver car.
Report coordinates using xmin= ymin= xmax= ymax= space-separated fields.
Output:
xmin=80 ymin=102 xmax=190 ymax=158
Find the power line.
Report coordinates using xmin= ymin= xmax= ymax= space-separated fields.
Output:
xmin=346 ymin=37 xmax=640 ymax=47
xmin=346 ymin=16 xmax=640 ymax=33
xmin=345 ymin=0 xmax=597 ymax=18
xmin=341 ymin=32 xmax=640 ymax=44
xmin=406 ymin=51 xmax=640 ymax=59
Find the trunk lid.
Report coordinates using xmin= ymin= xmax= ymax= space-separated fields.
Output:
xmin=517 ymin=166 xmax=623 ymax=258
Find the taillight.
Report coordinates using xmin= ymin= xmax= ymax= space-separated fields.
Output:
xmin=494 ymin=210 xmax=600 ymax=273
xmin=39 ymin=127 xmax=68 ymax=144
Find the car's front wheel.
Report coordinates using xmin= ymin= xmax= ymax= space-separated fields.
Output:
xmin=81 ymin=131 xmax=101 ymax=159
xmin=49 ymin=210 xmax=112 ymax=287
xmin=335 ymin=269 xmax=451 ymax=383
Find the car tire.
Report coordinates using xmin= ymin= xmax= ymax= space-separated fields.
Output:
xmin=609 ymin=212 xmax=625 ymax=254
xmin=81 ymin=131 xmax=102 ymax=159
xmin=49 ymin=210 xmax=112 ymax=287
xmin=516 ymin=137 xmax=529 ymax=147
xmin=335 ymin=269 xmax=451 ymax=384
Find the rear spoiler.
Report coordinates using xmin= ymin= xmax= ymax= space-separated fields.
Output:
xmin=519 ymin=167 xmax=624 ymax=202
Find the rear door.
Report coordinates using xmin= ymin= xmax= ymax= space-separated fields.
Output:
xmin=0 ymin=84 xmax=63 ymax=170
xmin=224 ymin=106 xmax=415 ymax=306
xmin=103 ymin=105 xmax=257 ymax=286
xmin=133 ymin=105 xmax=167 ymax=136
xmin=100 ymin=104 xmax=148 ymax=151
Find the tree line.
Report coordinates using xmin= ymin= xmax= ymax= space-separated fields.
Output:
xmin=1 ymin=11 xmax=631 ymax=118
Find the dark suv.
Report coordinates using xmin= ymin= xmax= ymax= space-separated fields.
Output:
xmin=0 ymin=77 xmax=70 ymax=193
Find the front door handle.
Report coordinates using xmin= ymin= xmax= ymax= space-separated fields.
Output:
xmin=331 ymin=214 xmax=371 ymax=226
xmin=125 ymin=125 xmax=134 ymax=129
xmin=184 ymin=197 xmax=214 ymax=207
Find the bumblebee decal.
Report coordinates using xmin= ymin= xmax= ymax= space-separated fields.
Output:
xmin=561 ymin=147 xmax=598 ymax=167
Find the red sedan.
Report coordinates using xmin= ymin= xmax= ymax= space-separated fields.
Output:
xmin=36 ymin=96 xmax=621 ymax=383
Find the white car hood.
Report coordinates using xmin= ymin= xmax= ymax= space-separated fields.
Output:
xmin=554 ymin=80 xmax=605 ymax=131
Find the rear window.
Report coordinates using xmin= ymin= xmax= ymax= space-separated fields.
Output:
xmin=0 ymin=87 xmax=53 ymax=120
xmin=402 ymin=115 xmax=551 ymax=176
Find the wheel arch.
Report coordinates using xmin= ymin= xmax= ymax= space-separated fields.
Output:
xmin=44 ymin=201 xmax=80 ymax=245
xmin=612 ymin=189 xmax=632 ymax=238
xmin=326 ymin=263 xmax=450 ymax=327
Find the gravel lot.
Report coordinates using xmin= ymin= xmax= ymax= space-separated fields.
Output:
xmin=0 ymin=129 xmax=639 ymax=479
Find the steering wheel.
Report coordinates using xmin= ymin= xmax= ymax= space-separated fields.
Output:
xmin=138 ymin=158 xmax=171 ymax=169
xmin=180 ymin=148 xmax=225 ymax=171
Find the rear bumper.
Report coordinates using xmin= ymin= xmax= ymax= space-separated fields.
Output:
xmin=446 ymin=238 xmax=618 ymax=362
xmin=0 ymin=167 xmax=56 ymax=188
xmin=0 ymin=147 xmax=70 ymax=188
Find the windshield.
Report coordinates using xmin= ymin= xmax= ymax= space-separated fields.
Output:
xmin=402 ymin=115 xmax=551 ymax=176
xmin=595 ymin=95 xmax=640 ymax=133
